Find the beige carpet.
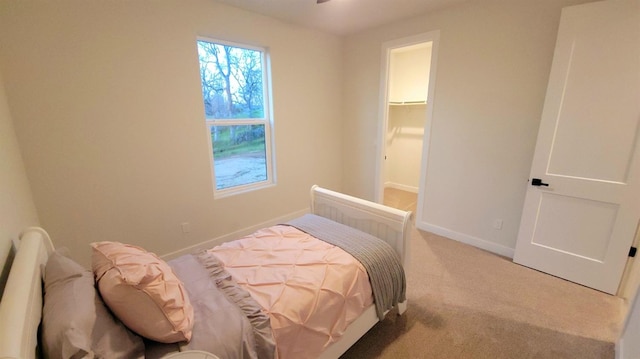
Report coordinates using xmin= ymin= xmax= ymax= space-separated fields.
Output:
xmin=341 ymin=222 xmax=623 ymax=358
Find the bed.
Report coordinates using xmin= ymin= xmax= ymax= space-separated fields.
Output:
xmin=0 ymin=185 xmax=411 ymax=359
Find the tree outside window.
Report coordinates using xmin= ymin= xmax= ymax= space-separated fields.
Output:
xmin=197 ymin=39 xmax=274 ymax=195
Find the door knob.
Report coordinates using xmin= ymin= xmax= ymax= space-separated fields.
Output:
xmin=531 ymin=178 xmax=549 ymax=187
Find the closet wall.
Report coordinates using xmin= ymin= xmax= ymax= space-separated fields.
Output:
xmin=384 ymin=44 xmax=431 ymax=193
xmin=385 ymin=105 xmax=427 ymax=192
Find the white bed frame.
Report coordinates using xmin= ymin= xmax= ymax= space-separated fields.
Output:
xmin=311 ymin=185 xmax=411 ymax=358
xmin=0 ymin=227 xmax=53 ymax=359
xmin=0 ymin=185 xmax=411 ymax=359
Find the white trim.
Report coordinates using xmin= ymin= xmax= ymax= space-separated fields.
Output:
xmin=196 ymin=36 xmax=265 ymax=53
xmin=416 ymin=31 xmax=440 ymax=225
xmin=417 ymin=221 xmax=516 ymax=258
xmin=384 ymin=182 xmax=419 ymax=193
xmin=160 ymin=208 xmax=308 ymax=261
xmin=374 ymin=44 xmax=391 ymax=203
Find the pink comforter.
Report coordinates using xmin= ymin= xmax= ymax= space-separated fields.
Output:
xmin=208 ymin=224 xmax=374 ymax=359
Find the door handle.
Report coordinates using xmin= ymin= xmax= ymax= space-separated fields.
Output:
xmin=531 ymin=178 xmax=549 ymax=187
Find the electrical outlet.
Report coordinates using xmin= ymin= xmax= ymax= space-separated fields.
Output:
xmin=493 ymin=219 xmax=503 ymax=230
xmin=181 ymin=222 xmax=191 ymax=234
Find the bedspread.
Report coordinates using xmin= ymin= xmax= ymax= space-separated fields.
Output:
xmin=287 ymin=213 xmax=406 ymax=320
xmin=167 ymin=253 xmax=276 ymax=359
xmin=208 ymin=225 xmax=374 ymax=359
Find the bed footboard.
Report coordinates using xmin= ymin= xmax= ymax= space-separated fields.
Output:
xmin=310 ymin=185 xmax=412 ymax=267
xmin=311 ymin=186 xmax=411 ymax=359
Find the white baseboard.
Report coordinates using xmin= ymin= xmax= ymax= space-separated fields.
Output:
xmin=160 ymin=208 xmax=309 ymax=261
xmin=384 ymin=182 xmax=419 ymax=193
xmin=417 ymin=221 xmax=515 ymax=258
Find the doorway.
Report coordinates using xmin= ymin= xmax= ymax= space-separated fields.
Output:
xmin=376 ymin=31 xmax=440 ymax=221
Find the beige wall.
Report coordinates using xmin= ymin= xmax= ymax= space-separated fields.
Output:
xmin=385 ymin=105 xmax=426 ymax=192
xmin=0 ymin=0 xmax=344 ymax=267
xmin=0 ymin=72 xmax=39 ymax=280
xmin=343 ymin=0 xmax=597 ymax=253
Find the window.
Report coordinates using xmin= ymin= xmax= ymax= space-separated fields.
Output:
xmin=196 ymin=38 xmax=275 ymax=196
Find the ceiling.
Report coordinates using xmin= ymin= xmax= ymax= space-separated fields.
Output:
xmin=214 ymin=0 xmax=470 ymax=36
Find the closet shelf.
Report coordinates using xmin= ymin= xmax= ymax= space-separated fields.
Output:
xmin=389 ymin=100 xmax=427 ymax=106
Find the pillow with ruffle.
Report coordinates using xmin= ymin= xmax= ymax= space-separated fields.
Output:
xmin=91 ymin=241 xmax=194 ymax=343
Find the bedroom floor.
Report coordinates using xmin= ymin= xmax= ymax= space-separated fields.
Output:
xmin=352 ymin=187 xmax=623 ymax=358
xmin=383 ymin=187 xmax=417 ymax=213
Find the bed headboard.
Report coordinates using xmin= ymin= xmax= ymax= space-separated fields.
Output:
xmin=310 ymin=185 xmax=412 ymax=267
xmin=0 ymin=227 xmax=54 ymax=359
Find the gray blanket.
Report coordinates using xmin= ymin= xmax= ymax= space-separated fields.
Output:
xmin=287 ymin=214 xmax=406 ymax=320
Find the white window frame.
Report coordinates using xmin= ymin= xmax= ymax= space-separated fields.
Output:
xmin=197 ymin=37 xmax=276 ymax=198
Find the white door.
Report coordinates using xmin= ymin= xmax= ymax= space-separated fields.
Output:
xmin=513 ymin=0 xmax=640 ymax=294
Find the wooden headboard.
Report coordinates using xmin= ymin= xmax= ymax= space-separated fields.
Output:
xmin=0 ymin=227 xmax=53 ymax=359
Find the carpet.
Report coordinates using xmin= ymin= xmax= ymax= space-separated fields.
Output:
xmin=340 ymin=228 xmax=623 ymax=359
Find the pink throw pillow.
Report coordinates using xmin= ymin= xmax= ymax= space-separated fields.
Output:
xmin=91 ymin=241 xmax=194 ymax=343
